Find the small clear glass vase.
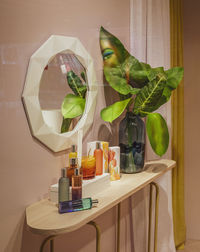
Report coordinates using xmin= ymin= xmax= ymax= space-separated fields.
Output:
xmin=119 ymin=112 xmax=145 ymax=173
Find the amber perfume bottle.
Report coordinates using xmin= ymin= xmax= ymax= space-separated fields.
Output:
xmin=94 ymin=142 xmax=103 ymax=175
xmin=72 ymin=168 xmax=82 ymax=200
xmin=67 ymin=158 xmax=78 ymax=186
xmin=58 ymin=168 xmax=69 ymax=203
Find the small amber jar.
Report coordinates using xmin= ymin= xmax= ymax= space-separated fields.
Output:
xmin=81 ymin=156 xmax=96 ymax=180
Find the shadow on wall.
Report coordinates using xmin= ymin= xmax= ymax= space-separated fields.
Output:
xmin=4 ymin=213 xmax=46 ymax=252
xmin=100 ymin=79 xmax=125 ymax=147
xmin=4 ymin=208 xmax=118 ymax=252
xmin=155 ymin=178 xmax=175 ymax=252
xmin=4 ymin=213 xmax=25 ymax=252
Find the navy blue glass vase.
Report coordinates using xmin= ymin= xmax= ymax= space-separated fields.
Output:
xmin=119 ymin=112 xmax=145 ymax=173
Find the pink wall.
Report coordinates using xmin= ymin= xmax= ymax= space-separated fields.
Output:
xmin=183 ymin=0 xmax=200 ymax=240
xmin=0 ymin=0 xmax=132 ymax=251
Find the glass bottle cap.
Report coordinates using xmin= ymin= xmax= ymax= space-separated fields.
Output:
xmin=61 ymin=168 xmax=66 ymax=177
xmin=70 ymin=158 xmax=78 ymax=165
xmin=92 ymin=199 xmax=99 ymax=206
xmin=96 ymin=142 xmax=101 ymax=149
xmin=71 ymin=144 xmax=76 ymax=152
xmin=74 ymin=168 xmax=79 ymax=176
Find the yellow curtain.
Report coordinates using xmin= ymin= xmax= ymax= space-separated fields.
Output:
xmin=170 ymin=0 xmax=186 ymax=250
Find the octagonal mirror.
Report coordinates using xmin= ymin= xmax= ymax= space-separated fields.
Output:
xmin=22 ymin=35 xmax=97 ymax=152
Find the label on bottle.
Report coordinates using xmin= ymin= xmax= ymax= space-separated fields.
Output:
xmin=59 ymin=178 xmax=69 ymax=202
xmin=87 ymin=141 xmax=109 ymax=173
xmin=108 ymin=146 xmax=120 ymax=181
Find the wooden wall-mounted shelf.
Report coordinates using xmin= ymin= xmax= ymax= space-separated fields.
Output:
xmin=26 ymin=159 xmax=175 ymax=236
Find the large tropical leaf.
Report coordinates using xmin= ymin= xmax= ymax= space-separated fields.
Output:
xmin=133 ymin=74 xmax=167 ymax=116
xmin=146 ymin=67 xmax=184 ymax=109
xmin=147 ymin=67 xmax=165 ymax=82
xmin=100 ymin=26 xmax=130 ymax=67
xmin=122 ymin=56 xmax=150 ymax=88
xmin=104 ymin=67 xmax=140 ymax=95
xmin=61 ymin=94 xmax=85 ymax=119
xmin=67 ymin=70 xmax=87 ymax=98
xmin=146 ymin=113 xmax=169 ymax=156
xmin=165 ymin=67 xmax=184 ymax=90
xmin=101 ymin=98 xmax=131 ymax=123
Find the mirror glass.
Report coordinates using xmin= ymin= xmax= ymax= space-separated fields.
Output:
xmin=22 ymin=35 xmax=97 ymax=152
xmin=39 ymin=52 xmax=87 ymax=134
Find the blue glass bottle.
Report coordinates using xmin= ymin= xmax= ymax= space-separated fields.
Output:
xmin=119 ymin=112 xmax=145 ymax=173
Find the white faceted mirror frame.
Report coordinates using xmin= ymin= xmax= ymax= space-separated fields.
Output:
xmin=22 ymin=35 xmax=97 ymax=152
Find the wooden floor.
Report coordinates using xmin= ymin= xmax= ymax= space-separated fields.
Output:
xmin=177 ymin=240 xmax=200 ymax=252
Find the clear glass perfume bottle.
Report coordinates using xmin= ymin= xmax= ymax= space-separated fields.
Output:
xmin=94 ymin=142 xmax=103 ymax=175
xmin=72 ymin=168 xmax=82 ymax=200
xmin=58 ymin=168 xmax=69 ymax=203
xmin=59 ymin=198 xmax=99 ymax=213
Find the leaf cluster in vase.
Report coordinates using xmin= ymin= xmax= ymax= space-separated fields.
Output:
xmin=61 ymin=67 xmax=87 ymax=133
xmin=99 ymin=26 xmax=183 ymax=156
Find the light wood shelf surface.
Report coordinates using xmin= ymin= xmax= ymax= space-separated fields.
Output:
xmin=26 ymin=159 xmax=175 ymax=236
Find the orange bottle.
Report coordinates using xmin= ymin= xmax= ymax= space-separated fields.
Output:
xmin=94 ymin=142 xmax=103 ymax=175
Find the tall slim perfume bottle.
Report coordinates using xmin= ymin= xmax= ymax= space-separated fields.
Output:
xmin=59 ymin=198 xmax=99 ymax=213
xmin=72 ymin=168 xmax=82 ymax=200
xmin=58 ymin=168 xmax=69 ymax=203
xmin=69 ymin=145 xmax=77 ymax=159
xmin=67 ymin=158 xmax=78 ymax=186
xmin=94 ymin=142 xmax=103 ymax=175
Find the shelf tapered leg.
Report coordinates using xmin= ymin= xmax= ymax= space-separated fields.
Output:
xmin=148 ymin=182 xmax=159 ymax=252
xmin=88 ymin=221 xmax=101 ymax=252
xmin=117 ymin=202 xmax=121 ymax=252
xmin=40 ymin=235 xmax=56 ymax=252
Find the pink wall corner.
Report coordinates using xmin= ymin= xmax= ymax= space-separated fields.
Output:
xmin=0 ymin=0 xmax=131 ymax=251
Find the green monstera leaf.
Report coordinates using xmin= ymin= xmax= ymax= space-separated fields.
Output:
xmin=61 ymin=94 xmax=86 ymax=119
xmin=100 ymin=98 xmax=132 ymax=123
xmin=146 ymin=113 xmax=169 ymax=156
xmin=133 ymin=73 xmax=167 ymax=116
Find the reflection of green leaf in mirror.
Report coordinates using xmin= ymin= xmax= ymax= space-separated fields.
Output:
xmin=81 ymin=71 xmax=86 ymax=83
xmin=146 ymin=113 xmax=169 ymax=156
xmin=61 ymin=118 xmax=72 ymax=133
xmin=101 ymin=98 xmax=131 ymax=123
xmin=61 ymin=69 xmax=88 ymax=133
xmin=61 ymin=94 xmax=86 ymax=119
xmin=67 ymin=71 xmax=87 ymax=98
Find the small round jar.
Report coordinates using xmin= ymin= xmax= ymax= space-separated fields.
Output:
xmin=81 ymin=156 xmax=96 ymax=180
